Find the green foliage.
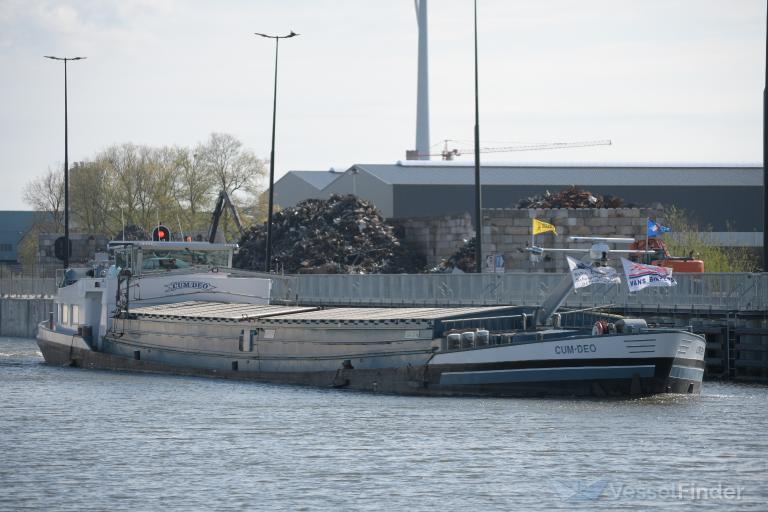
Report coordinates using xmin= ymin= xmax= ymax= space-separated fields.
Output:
xmin=661 ymin=207 xmax=759 ymax=272
xmin=24 ymin=133 xmax=266 ymax=244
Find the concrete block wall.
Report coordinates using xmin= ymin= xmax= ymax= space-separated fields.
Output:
xmin=401 ymin=208 xmax=653 ymax=272
xmin=399 ymin=213 xmax=474 ymax=267
xmin=485 ymin=208 xmax=652 ymax=272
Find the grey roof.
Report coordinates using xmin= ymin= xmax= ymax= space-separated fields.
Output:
xmin=128 ymin=302 xmax=517 ymax=323
xmin=128 ymin=301 xmax=318 ymax=321
xmin=262 ymin=305 xmax=515 ymax=321
xmin=290 ymin=170 xmax=344 ymax=190
xmin=348 ymin=163 xmax=763 ymax=187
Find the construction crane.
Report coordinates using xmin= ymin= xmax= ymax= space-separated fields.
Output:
xmin=208 ymin=189 xmax=245 ymax=243
xmin=429 ymin=139 xmax=612 ymax=160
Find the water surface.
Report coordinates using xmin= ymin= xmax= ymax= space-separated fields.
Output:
xmin=1 ymin=336 xmax=766 ymax=511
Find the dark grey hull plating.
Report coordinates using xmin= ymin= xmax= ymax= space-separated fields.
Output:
xmin=37 ymin=335 xmax=704 ymax=398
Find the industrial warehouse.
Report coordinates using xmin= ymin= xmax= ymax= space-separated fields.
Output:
xmin=274 ymin=161 xmax=763 ymax=244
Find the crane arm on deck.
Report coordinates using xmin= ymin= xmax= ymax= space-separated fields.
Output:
xmin=208 ymin=190 xmax=244 ymax=244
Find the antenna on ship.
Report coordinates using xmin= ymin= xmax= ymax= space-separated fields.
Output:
xmin=176 ymin=214 xmax=185 ymax=242
xmin=528 ymin=236 xmax=655 ymax=326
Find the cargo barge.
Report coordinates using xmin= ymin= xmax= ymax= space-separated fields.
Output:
xmin=37 ymin=241 xmax=706 ymax=397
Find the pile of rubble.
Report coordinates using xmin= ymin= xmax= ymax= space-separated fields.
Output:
xmin=234 ymin=194 xmax=425 ymax=274
xmin=517 ymin=186 xmax=624 ymax=209
xmin=431 ymin=237 xmax=476 ymax=273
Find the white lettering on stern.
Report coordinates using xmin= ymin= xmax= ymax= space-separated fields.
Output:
xmin=554 ymin=343 xmax=598 ymax=355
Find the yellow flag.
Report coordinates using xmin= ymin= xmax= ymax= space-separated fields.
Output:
xmin=533 ymin=218 xmax=557 ymax=236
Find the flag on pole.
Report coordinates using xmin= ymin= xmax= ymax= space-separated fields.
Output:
xmin=533 ymin=218 xmax=557 ymax=236
xmin=647 ymin=219 xmax=671 ymax=238
xmin=566 ymin=255 xmax=621 ymax=289
xmin=621 ymin=258 xmax=677 ymax=292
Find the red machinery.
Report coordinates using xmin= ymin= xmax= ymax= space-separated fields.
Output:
xmin=629 ymin=238 xmax=704 ymax=273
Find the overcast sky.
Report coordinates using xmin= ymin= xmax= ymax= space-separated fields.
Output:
xmin=1 ymin=0 xmax=765 ymax=210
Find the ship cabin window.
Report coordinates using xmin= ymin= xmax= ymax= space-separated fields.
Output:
xmin=110 ymin=243 xmax=232 ymax=276
xmin=142 ymin=255 xmax=190 ymax=271
xmin=113 ymin=246 xmax=137 ymax=273
xmin=141 ymin=248 xmax=230 ymax=272
xmin=58 ymin=304 xmax=80 ymax=326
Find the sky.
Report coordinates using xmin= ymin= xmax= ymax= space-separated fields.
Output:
xmin=0 ymin=0 xmax=765 ymax=210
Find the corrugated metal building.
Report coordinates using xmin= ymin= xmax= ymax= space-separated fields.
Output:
xmin=0 ymin=211 xmax=37 ymax=263
xmin=273 ymin=169 xmax=343 ymax=210
xmin=273 ymin=161 xmax=763 ymax=242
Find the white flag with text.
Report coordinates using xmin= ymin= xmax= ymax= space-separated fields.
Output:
xmin=621 ymin=258 xmax=677 ymax=292
xmin=566 ymin=256 xmax=621 ymax=289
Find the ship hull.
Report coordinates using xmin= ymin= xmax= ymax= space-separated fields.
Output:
xmin=37 ymin=324 xmax=704 ymax=398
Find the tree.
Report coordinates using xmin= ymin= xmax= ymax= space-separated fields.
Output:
xmin=22 ymin=167 xmax=64 ymax=231
xmin=195 ymin=132 xmax=266 ymax=240
xmin=171 ymin=147 xmax=216 ymax=233
xmin=196 ymin=133 xmax=265 ymax=195
xmin=662 ymin=207 xmax=759 ymax=272
xmin=95 ymin=143 xmax=180 ymax=235
xmin=23 ymin=133 xmax=266 ymax=251
xmin=97 ymin=143 xmax=143 ymax=228
xmin=70 ymin=161 xmax=111 ymax=234
xmin=147 ymin=145 xmax=182 ymax=228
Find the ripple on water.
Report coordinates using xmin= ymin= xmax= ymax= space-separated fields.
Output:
xmin=1 ymin=336 xmax=767 ymax=511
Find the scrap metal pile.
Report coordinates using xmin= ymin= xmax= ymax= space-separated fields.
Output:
xmin=431 ymin=237 xmax=476 ymax=273
xmin=234 ymin=194 xmax=424 ymax=274
xmin=517 ymin=186 xmax=624 ymax=209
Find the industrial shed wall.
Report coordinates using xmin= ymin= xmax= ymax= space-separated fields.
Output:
xmin=273 ymin=174 xmax=328 ymax=209
xmin=324 ymin=172 xmax=394 ymax=218
xmin=392 ymin=184 xmax=762 ymax=232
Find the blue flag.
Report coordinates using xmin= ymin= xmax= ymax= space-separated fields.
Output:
xmin=647 ymin=219 xmax=671 ymax=238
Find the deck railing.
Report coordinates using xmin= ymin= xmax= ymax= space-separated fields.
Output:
xmin=289 ymin=273 xmax=768 ymax=312
xmin=1 ymin=273 xmax=766 ymax=313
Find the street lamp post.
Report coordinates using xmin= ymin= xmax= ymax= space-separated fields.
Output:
xmin=473 ymin=1 xmax=483 ymax=273
xmin=44 ymin=55 xmax=86 ymax=270
xmin=763 ymin=8 xmax=768 ymax=270
xmin=255 ymin=31 xmax=298 ymax=273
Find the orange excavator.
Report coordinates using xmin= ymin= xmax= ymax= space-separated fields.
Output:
xmin=629 ymin=238 xmax=704 ymax=273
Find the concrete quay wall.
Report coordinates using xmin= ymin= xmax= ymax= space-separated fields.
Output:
xmin=0 ymin=298 xmax=53 ymax=338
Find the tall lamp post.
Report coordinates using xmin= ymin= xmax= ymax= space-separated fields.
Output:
xmin=763 ymin=7 xmax=767 ymax=270
xmin=255 ymin=30 xmax=298 ymax=273
xmin=473 ymin=1 xmax=483 ymax=273
xmin=44 ymin=55 xmax=86 ymax=270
